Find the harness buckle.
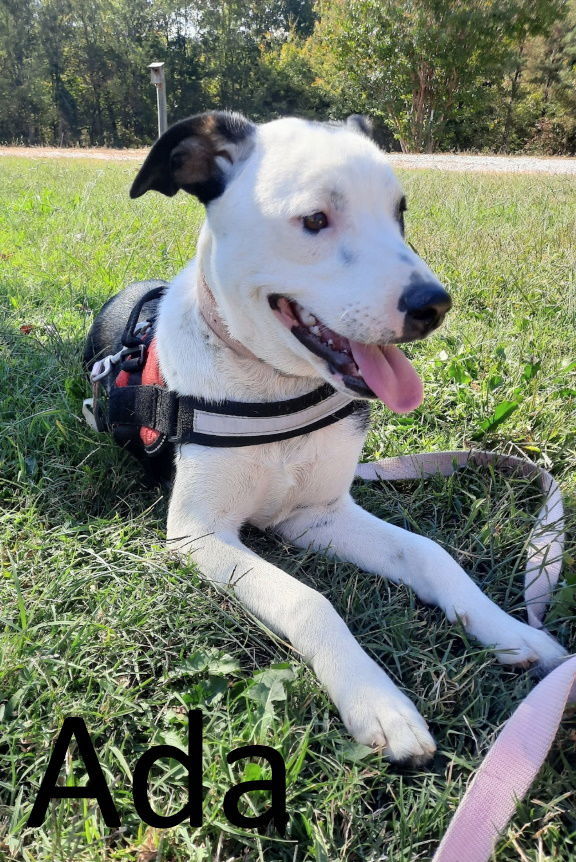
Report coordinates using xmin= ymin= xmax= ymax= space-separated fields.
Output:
xmin=89 ymin=344 xmax=145 ymax=384
xmin=90 ymin=348 xmax=124 ymax=383
xmin=119 ymin=343 xmax=146 ymax=372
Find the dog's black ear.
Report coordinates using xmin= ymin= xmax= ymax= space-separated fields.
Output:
xmin=346 ymin=114 xmax=374 ymax=139
xmin=130 ymin=111 xmax=256 ymax=204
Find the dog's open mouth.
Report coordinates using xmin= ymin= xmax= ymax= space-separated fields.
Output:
xmin=269 ymin=295 xmax=423 ymax=413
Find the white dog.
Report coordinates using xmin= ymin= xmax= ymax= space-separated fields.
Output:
xmin=85 ymin=112 xmax=566 ymax=763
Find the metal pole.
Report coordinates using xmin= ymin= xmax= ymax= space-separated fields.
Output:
xmin=148 ymin=62 xmax=167 ymax=138
xmin=156 ymin=78 xmax=167 ymax=136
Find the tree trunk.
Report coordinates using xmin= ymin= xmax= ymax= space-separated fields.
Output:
xmin=500 ymin=43 xmax=525 ymax=152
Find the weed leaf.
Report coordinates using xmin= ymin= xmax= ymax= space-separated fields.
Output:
xmin=246 ymin=665 xmax=296 ymax=715
xmin=477 ymin=399 xmax=520 ymax=434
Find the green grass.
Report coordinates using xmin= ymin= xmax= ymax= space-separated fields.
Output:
xmin=0 ymin=158 xmax=575 ymax=862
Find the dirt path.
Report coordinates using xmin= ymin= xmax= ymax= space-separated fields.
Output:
xmin=1 ymin=146 xmax=575 ymax=174
xmin=388 ymin=153 xmax=576 ymax=174
xmin=0 ymin=146 xmax=147 ymax=161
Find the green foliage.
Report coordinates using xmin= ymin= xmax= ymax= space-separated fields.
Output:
xmin=307 ymin=0 xmax=567 ymax=152
xmin=0 ymin=0 xmax=317 ymax=143
xmin=504 ymin=0 xmax=576 ymax=153
xmin=0 ymin=0 xmax=575 ymax=151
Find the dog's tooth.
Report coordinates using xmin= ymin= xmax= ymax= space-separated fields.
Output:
xmin=310 ymin=325 xmax=320 ymax=335
xmin=301 ymin=310 xmax=317 ymax=326
xmin=328 ymin=339 xmax=334 ymax=347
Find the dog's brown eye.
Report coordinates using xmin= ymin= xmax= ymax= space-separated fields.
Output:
xmin=303 ymin=212 xmax=329 ymax=232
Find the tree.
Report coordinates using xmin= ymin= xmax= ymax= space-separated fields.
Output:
xmin=0 ymin=0 xmax=573 ymax=150
xmin=307 ymin=0 xmax=566 ymax=152
xmin=188 ymin=0 xmax=316 ymax=118
xmin=0 ymin=0 xmax=53 ymax=143
xmin=519 ymin=0 xmax=576 ymax=153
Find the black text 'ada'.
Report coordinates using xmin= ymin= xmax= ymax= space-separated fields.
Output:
xmin=27 ymin=709 xmax=287 ymax=834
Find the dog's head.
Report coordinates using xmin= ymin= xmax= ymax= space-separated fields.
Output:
xmin=131 ymin=111 xmax=451 ymax=413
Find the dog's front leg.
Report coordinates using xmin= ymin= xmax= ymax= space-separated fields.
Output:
xmin=278 ymin=494 xmax=567 ymax=672
xmin=167 ymin=469 xmax=436 ymax=763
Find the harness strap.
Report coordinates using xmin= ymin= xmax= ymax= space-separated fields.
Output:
xmin=108 ymin=381 xmax=361 ymax=447
xmin=90 ymin=282 xmax=362 ymax=449
xmin=120 ymin=284 xmax=166 ymax=348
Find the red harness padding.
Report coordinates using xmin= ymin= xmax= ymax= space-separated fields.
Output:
xmin=114 ymin=337 xmax=164 ymax=447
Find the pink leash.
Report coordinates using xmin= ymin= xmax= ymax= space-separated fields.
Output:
xmin=355 ymin=450 xmax=574 ymax=862
xmin=432 ymin=655 xmax=576 ymax=862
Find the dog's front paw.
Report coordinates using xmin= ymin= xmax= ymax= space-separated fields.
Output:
xmin=493 ymin=620 xmax=567 ymax=672
xmin=463 ymin=605 xmax=567 ymax=672
xmin=335 ymin=669 xmax=436 ymax=764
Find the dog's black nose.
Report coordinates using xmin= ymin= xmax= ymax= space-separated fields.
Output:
xmin=399 ymin=281 xmax=452 ymax=338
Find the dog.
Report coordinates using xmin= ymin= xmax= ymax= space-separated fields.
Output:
xmin=84 ymin=111 xmax=566 ymax=763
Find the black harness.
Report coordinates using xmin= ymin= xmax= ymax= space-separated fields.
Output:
xmin=86 ymin=287 xmax=366 ymax=456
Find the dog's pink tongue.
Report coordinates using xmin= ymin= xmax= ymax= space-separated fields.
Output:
xmin=349 ymin=342 xmax=423 ymax=413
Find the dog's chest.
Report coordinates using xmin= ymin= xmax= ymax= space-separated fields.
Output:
xmin=178 ymin=415 xmax=365 ymax=530
xmin=246 ymin=419 xmax=364 ymax=528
